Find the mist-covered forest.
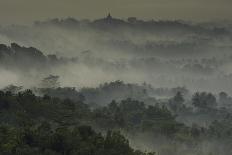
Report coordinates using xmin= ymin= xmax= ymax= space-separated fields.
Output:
xmin=1 ymin=15 xmax=232 ymax=155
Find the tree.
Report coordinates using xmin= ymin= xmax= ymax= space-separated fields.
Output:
xmin=218 ymin=91 xmax=229 ymax=106
xmin=104 ymin=131 xmax=133 ymax=155
xmin=192 ymin=92 xmax=217 ymax=110
xmin=169 ymin=92 xmax=185 ymax=112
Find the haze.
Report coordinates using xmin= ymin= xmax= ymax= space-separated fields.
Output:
xmin=0 ymin=0 xmax=232 ymax=25
xmin=1 ymin=1 xmax=232 ymax=155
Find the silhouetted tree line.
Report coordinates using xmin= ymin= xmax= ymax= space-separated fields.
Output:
xmin=1 ymin=89 xmax=232 ymax=155
xmin=0 ymin=90 xmax=157 ymax=155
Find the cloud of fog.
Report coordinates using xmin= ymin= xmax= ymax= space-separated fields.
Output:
xmin=1 ymin=19 xmax=232 ymax=95
xmin=0 ymin=69 xmax=20 ymax=88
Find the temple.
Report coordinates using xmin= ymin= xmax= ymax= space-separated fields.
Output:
xmin=93 ymin=13 xmax=125 ymax=26
xmin=106 ymin=13 xmax=113 ymax=20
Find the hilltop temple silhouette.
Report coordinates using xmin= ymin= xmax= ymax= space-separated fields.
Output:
xmin=106 ymin=13 xmax=113 ymax=20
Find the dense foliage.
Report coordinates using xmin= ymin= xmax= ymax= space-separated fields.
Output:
xmin=1 ymin=89 xmax=232 ymax=155
xmin=0 ymin=90 xmax=156 ymax=155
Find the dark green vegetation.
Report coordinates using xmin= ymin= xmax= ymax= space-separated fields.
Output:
xmin=0 ymin=90 xmax=156 ymax=155
xmin=1 ymin=87 xmax=232 ymax=155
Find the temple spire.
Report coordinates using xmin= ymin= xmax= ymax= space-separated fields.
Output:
xmin=106 ymin=13 xmax=112 ymax=20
